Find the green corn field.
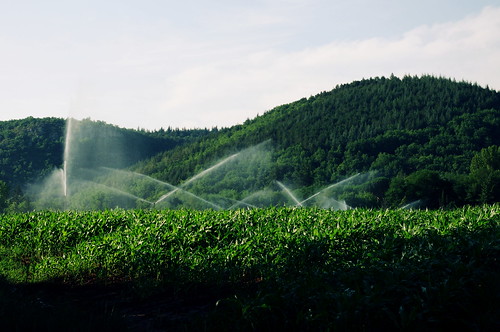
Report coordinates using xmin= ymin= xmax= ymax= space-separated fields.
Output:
xmin=1 ymin=205 xmax=499 ymax=330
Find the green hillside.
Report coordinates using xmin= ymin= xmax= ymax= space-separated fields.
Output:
xmin=132 ymin=75 xmax=500 ymax=208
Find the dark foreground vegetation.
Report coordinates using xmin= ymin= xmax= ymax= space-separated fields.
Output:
xmin=1 ymin=206 xmax=498 ymax=330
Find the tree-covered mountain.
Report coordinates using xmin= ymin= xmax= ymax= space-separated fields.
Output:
xmin=132 ymin=75 xmax=500 ymax=208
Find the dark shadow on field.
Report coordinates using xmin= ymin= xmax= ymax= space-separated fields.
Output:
xmin=0 ymin=276 xmax=126 ymax=331
xmin=1 ymin=226 xmax=499 ymax=331
xmin=199 ymin=229 xmax=500 ymax=332
xmin=0 ymin=274 xmax=243 ymax=331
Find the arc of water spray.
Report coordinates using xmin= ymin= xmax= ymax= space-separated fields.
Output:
xmin=62 ymin=118 xmax=74 ymax=197
xmin=155 ymin=188 xmax=180 ymax=204
xmin=180 ymin=189 xmax=223 ymax=210
xmin=83 ymin=180 xmax=155 ymax=205
xmin=155 ymin=187 xmax=222 ymax=210
xmin=154 ymin=152 xmax=240 ymax=206
xmin=227 ymin=189 xmax=273 ymax=209
xmin=62 ymin=162 xmax=67 ymax=197
xmin=400 ymin=200 xmax=422 ymax=210
xmin=300 ymin=173 xmax=361 ymax=205
xmin=99 ymin=167 xmax=222 ymax=209
xmin=100 ymin=167 xmax=177 ymax=190
xmin=182 ymin=152 xmax=239 ymax=187
xmin=227 ymin=198 xmax=259 ymax=209
xmin=276 ymin=181 xmax=302 ymax=206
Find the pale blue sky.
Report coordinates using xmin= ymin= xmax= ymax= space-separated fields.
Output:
xmin=1 ymin=0 xmax=499 ymax=129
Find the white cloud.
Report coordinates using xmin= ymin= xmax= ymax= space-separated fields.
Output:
xmin=0 ymin=3 xmax=498 ymax=130
xmin=156 ymin=6 xmax=500 ymax=129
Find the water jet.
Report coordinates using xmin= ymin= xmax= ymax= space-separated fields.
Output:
xmin=276 ymin=181 xmax=302 ymax=206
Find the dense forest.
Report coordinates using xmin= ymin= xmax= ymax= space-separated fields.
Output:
xmin=0 ymin=75 xmax=499 ymax=211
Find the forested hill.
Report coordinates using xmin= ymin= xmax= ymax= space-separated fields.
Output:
xmin=0 ymin=117 xmax=211 ymax=189
xmin=133 ymin=75 xmax=500 ymax=207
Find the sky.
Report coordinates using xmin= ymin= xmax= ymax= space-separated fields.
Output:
xmin=1 ymin=0 xmax=499 ymax=130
